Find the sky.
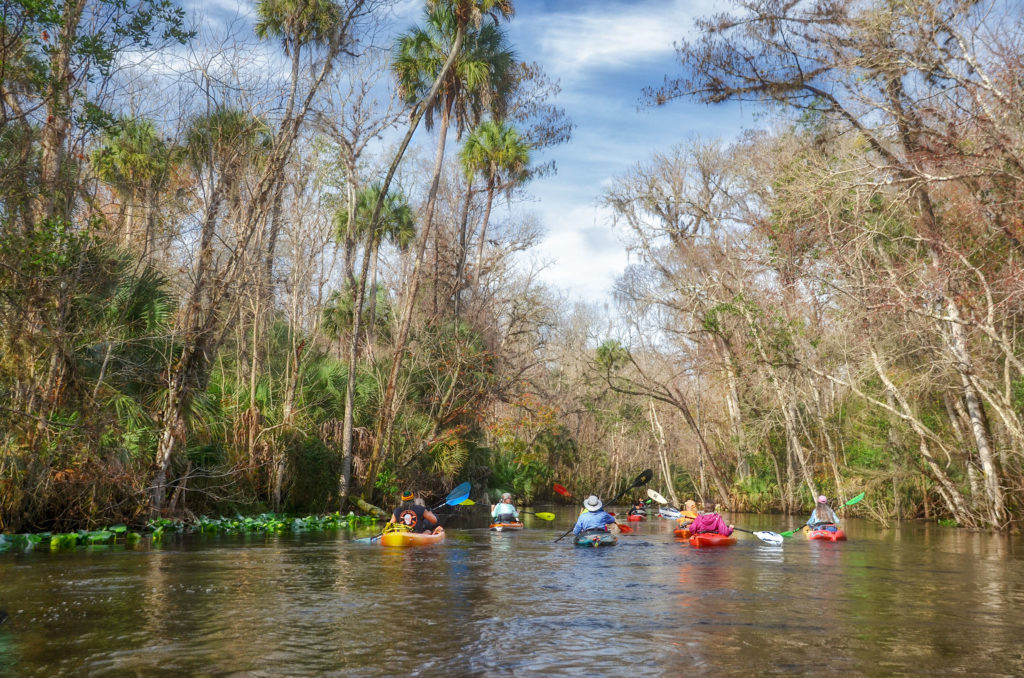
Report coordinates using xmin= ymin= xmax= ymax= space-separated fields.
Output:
xmin=465 ymin=0 xmax=749 ymax=305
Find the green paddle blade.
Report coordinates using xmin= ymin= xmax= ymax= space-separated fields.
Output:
xmin=459 ymin=499 xmax=475 ymax=505
xmin=533 ymin=512 xmax=555 ymax=520
xmin=845 ymin=492 xmax=865 ymax=506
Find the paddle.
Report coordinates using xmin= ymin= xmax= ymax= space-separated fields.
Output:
xmin=519 ymin=511 xmax=555 ymax=520
xmin=731 ymin=526 xmax=784 ymax=546
xmin=553 ymin=483 xmax=572 ymax=498
xmin=646 ymin=489 xmax=669 ymax=505
xmin=460 ymin=499 xmax=475 ymax=505
xmin=553 ymin=469 xmax=653 ymax=543
xmin=780 ymin=492 xmax=866 ymax=537
xmin=356 ymin=482 xmax=471 ymax=543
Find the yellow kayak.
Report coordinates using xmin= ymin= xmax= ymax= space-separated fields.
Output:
xmin=379 ymin=526 xmax=445 ymax=546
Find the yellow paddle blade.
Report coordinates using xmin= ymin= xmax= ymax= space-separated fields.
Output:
xmin=534 ymin=512 xmax=555 ymax=520
xmin=459 ymin=499 xmax=475 ymax=505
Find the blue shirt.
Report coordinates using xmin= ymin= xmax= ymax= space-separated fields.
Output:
xmin=573 ymin=510 xmax=616 ymax=534
xmin=491 ymin=502 xmax=519 ymax=520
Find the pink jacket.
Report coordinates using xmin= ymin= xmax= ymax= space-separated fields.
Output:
xmin=687 ymin=513 xmax=733 ymax=536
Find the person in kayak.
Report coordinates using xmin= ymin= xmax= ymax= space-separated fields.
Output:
xmin=629 ymin=498 xmax=646 ymax=516
xmin=389 ymin=491 xmax=443 ymax=534
xmin=491 ymin=493 xmax=520 ymax=523
xmin=687 ymin=501 xmax=734 ymax=536
xmin=676 ymin=499 xmax=699 ymax=529
xmin=572 ymin=495 xmax=619 ymax=535
xmin=806 ymin=495 xmax=841 ymax=530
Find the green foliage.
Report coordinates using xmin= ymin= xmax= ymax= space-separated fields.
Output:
xmin=285 ymin=437 xmax=343 ymax=513
xmin=487 ymin=449 xmax=552 ymax=502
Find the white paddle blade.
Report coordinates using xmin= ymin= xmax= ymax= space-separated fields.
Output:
xmin=647 ymin=488 xmax=669 ymax=504
xmin=755 ymin=531 xmax=784 ymax=546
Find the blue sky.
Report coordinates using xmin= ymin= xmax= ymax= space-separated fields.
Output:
xmin=467 ymin=0 xmax=750 ymax=304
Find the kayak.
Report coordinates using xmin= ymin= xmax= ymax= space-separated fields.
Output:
xmin=673 ymin=528 xmax=690 ymax=539
xmin=627 ymin=514 xmax=645 ymax=522
xmin=807 ymin=525 xmax=846 ymax=541
xmin=379 ymin=530 xmax=445 ymax=547
xmin=659 ymin=508 xmax=682 ymax=519
xmin=575 ymin=530 xmax=618 ymax=547
xmin=688 ymin=532 xmax=736 ymax=547
xmin=489 ymin=522 xmax=523 ymax=531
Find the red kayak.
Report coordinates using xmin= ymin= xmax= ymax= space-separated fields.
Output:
xmin=807 ymin=525 xmax=846 ymax=541
xmin=688 ymin=532 xmax=736 ymax=547
xmin=627 ymin=514 xmax=645 ymax=522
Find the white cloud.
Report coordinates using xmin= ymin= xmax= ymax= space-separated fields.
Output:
xmin=529 ymin=202 xmax=629 ymax=304
xmin=517 ymin=0 xmax=716 ymax=80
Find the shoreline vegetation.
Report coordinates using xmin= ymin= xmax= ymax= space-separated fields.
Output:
xmin=3 ymin=0 xmax=1024 ymax=533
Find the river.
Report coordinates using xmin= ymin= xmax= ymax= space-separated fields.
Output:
xmin=1 ymin=508 xmax=1022 ymax=676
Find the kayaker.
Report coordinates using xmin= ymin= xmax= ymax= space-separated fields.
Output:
xmin=806 ymin=495 xmax=841 ymax=529
xmin=629 ymin=499 xmax=646 ymax=516
xmin=686 ymin=501 xmax=733 ymax=536
xmin=572 ymin=495 xmax=619 ymax=535
xmin=389 ymin=491 xmax=443 ymax=535
xmin=491 ymin=492 xmax=520 ymax=522
xmin=676 ymin=499 xmax=699 ymax=529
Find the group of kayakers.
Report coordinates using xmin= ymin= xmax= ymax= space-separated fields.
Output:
xmin=388 ymin=489 xmax=842 ymax=538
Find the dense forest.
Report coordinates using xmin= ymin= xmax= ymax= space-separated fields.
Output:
xmin=2 ymin=0 xmax=1022 ymax=531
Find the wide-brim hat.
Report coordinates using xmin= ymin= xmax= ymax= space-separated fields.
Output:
xmin=583 ymin=495 xmax=603 ymax=512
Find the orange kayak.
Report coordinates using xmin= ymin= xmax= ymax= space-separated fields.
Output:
xmin=688 ymin=532 xmax=736 ymax=547
xmin=627 ymin=514 xmax=645 ymax=521
xmin=489 ymin=522 xmax=523 ymax=531
xmin=673 ymin=528 xmax=691 ymax=539
xmin=380 ymin=530 xmax=445 ymax=546
xmin=807 ymin=526 xmax=846 ymax=541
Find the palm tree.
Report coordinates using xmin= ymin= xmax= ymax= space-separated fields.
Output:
xmin=91 ymin=117 xmax=175 ymax=255
xmin=333 ymin=182 xmax=415 ymax=346
xmin=358 ymin=2 xmax=516 ymax=500
xmin=459 ymin=118 xmax=529 ymax=293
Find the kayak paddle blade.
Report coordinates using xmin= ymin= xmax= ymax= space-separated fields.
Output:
xmin=553 ymin=483 xmax=571 ymax=497
xmin=754 ymin=531 xmax=784 ymax=546
xmin=617 ymin=523 xmax=633 ymax=534
xmin=634 ymin=469 xmax=653 ymax=488
xmin=647 ymin=488 xmax=669 ymax=504
xmin=437 ymin=481 xmax=471 ymax=508
xmin=534 ymin=512 xmax=555 ymax=520
xmin=845 ymin=492 xmax=865 ymax=506
xmin=459 ymin=499 xmax=475 ymax=505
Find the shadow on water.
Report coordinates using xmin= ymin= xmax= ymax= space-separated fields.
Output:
xmin=1 ymin=507 xmax=1023 ymax=676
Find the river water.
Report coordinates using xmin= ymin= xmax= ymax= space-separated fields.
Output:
xmin=1 ymin=507 xmax=1022 ymax=677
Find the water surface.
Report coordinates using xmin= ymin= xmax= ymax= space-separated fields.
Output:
xmin=1 ymin=509 xmax=1022 ymax=676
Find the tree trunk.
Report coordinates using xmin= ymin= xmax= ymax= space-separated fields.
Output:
xmin=338 ymin=26 xmax=467 ymax=508
xmin=364 ymin=103 xmax=455 ymax=500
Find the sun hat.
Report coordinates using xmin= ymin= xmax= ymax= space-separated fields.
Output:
xmin=401 ymin=490 xmax=415 ymax=502
xmin=817 ymin=495 xmax=827 ymax=503
xmin=583 ymin=495 xmax=603 ymax=512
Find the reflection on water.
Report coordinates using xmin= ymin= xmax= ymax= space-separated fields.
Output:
xmin=1 ymin=510 xmax=1023 ymax=676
